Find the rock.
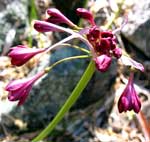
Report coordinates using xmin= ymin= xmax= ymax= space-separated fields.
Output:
xmin=0 ymin=0 xmax=28 ymax=54
xmin=122 ymin=0 xmax=150 ymax=58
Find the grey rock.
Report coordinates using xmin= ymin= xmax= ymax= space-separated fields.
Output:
xmin=0 ymin=0 xmax=28 ymax=53
xmin=122 ymin=0 xmax=150 ymax=58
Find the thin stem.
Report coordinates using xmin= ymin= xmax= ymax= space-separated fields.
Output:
xmin=46 ymin=34 xmax=78 ymax=52
xmin=32 ymin=60 xmax=95 ymax=142
xmin=60 ymin=43 xmax=90 ymax=54
xmin=45 ymin=55 xmax=91 ymax=73
xmin=137 ymin=111 xmax=150 ymax=142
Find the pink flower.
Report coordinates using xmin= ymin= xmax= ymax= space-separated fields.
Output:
xmin=94 ymin=54 xmax=112 ymax=72
xmin=5 ymin=71 xmax=45 ymax=106
xmin=34 ymin=20 xmax=63 ymax=32
xmin=8 ymin=45 xmax=47 ymax=66
xmin=118 ymin=73 xmax=141 ymax=113
xmin=46 ymin=8 xmax=76 ymax=28
xmin=76 ymin=8 xmax=95 ymax=26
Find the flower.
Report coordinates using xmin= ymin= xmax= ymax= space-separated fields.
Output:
xmin=94 ymin=54 xmax=112 ymax=72
xmin=86 ymin=27 xmax=121 ymax=72
xmin=76 ymin=8 xmax=95 ymax=26
xmin=5 ymin=71 xmax=45 ymax=106
xmin=8 ymin=45 xmax=47 ymax=66
xmin=118 ymin=73 xmax=141 ymax=113
xmin=46 ymin=8 xmax=76 ymax=28
xmin=34 ymin=20 xmax=63 ymax=32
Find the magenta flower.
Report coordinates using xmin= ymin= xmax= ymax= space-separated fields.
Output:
xmin=76 ymin=8 xmax=95 ymax=26
xmin=34 ymin=20 xmax=63 ymax=32
xmin=8 ymin=45 xmax=47 ymax=66
xmin=94 ymin=54 xmax=112 ymax=72
xmin=118 ymin=73 xmax=141 ymax=113
xmin=46 ymin=8 xmax=76 ymax=28
xmin=5 ymin=71 xmax=45 ymax=106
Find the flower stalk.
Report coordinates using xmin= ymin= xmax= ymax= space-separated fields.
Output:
xmin=32 ymin=60 xmax=95 ymax=142
xmin=45 ymin=55 xmax=91 ymax=73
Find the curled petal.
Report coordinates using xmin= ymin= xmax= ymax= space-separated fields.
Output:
xmin=119 ymin=55 xmax=144 ymax=72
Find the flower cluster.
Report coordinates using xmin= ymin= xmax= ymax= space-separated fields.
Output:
xmin=6 ymin=8 xmax=144 ymax=113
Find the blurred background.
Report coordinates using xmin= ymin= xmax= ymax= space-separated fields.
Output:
xmin=0 ymin=0 xmax=149 ymax=141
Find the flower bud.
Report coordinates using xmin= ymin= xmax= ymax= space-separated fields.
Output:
xmin=76 ymin=8 xmax=95 ymax=26
xmin=8 ymin=45 xmax=47 ymax=66
xmin=46 ymin=8 xmax=76 ymax=28
xmin=118 ymin=73 xmax=141 ymax=113
xmin=113 ymin=47 xmax=122 ymax=59
xmin=6 ymin=71 xmax=45 ymax=105
xmin=34 ymin=20 xmax=62 ymax=32
xmin=94 ymin=55 xmax=112 ymax=72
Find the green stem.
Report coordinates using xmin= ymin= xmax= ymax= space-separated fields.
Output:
xmin=32 ymin=60 xmax=95 ymax=142
xmin=45 ymin=55 xmax=91 ymax=72
xmin=60 ymin=43 xmax=90 ymax=54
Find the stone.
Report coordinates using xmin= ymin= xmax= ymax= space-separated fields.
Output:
xmin=0 ymin=0 xmax=28 ymax=54
xmin=122 ymin=0 xmax=150 ymax=58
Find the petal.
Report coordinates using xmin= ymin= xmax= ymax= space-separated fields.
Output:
xmin=8 ymin=88 xmax=25 ymax=101
xmin=119 ymin=55 xmax=144 ymax=72
xmin=5 ymin=79 xmax=28 ymax=91
xmin=17 ymin=86 xmax=32 ymax=106
xmin=131 ymin=88 xmax=141 ymax=113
